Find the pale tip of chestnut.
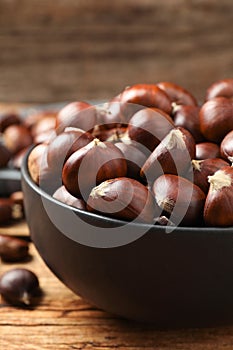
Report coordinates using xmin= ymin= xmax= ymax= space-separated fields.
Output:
xmin=165 ymin=128 xmax=186 ymax=150
xmin=208 ymin=170 xmax=232 ymax=191
xmin=191 ymin=159 xmax=201 ymax=171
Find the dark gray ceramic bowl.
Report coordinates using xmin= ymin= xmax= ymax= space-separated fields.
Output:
xmin=21 ymin=151 xmax=233 ymax=327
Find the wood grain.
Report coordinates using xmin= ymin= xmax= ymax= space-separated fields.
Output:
xmin=0 ymin=0 xmax=232 ymax=103
xmin=0 ymin=232 xmax=233 ymax=349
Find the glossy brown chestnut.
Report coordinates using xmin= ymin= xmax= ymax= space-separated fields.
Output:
xmin=152 ymin=174 xmax=206 ymax=226
xmin=115 ymin=142 xmax=147 ymax=181
xmin=24 ymin=110 xmax=57 ymax=130
xmin=220 ymin=130 xmax=233 ymax=163
xmin=0 ymin=112 xmax=21 ymax=133
xmin=53 ymin=185 xmax=86 ymax=210
xmin=191 ymin=158 xmax=230 ymax=193
xmin=87 ymin=177 xmax=159 ymax=224
xmin=204 ymin=166 xmax=233 ymax=226
xmin=157 ymin=81 xmax=197 ymax=106
xmin=3 ymin=124 xmax=33 ymax=155
xmin=55 ymin=101 xmax=97 ymax=134
xmin=195 ymin=142 xmax=221 ymax=160
xmin=0 ymin=143 xmax=11 ymax=168
xmin=47 ymin=127 xmax=94 ymax=170
xmin=199 ymin=97 xmax=233 ymax=143
xmin=173 ymin=105 xmax=204 ymax=143
xmin=206 ymin=78 xmax=233 ymax=100
xmin=117 ymin=84 xmax=172 ymax=115
xmin=127 ymin=108 xmax=174 ymax=152
xmin=0 ymin=198 xmax=12 ymax=224
xmin=0 ymin=268 xmax=40 ymax=306
xmin=92 ymin=125 xmax=127 ymax=142
xmin=28 ymin=143 xmax=61 ymax=194
xmin=141 ymin=127 xmax=196 ymax=181
xmin=62 ymin=139 xmax=127 ymax=199
xmin=0 ymin=234 xmax=29 ymax=262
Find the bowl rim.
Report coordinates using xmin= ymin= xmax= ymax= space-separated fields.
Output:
xmin=21 ymin=147 xmax=233 ymax=234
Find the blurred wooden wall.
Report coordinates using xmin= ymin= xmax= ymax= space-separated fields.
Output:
xmin=0 ymin=0 xmax=232 ymax=103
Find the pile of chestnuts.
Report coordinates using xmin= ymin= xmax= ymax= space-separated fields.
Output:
xmin=23 ymin=79 xmax=233 ymax=227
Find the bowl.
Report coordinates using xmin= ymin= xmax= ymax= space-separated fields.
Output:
xmin=21 ymin=151 xmax=233 ymax=327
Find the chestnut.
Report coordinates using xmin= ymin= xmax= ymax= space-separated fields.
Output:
xmin=0 ymin=111 xmax=21 ymax=132
xmin=204 ymin=166 xmax=233 ymax=226
xmin=195 ymin=142 xmax=220 ymax=160
xmin=0 ymin=143 xmax=11 ymax=168
xmin=31 ymin=114 xmax=56 ymax=144
xmin=220 ymin=130 xmax=233 ymax=163
xmin=47 ymin=127 xmax=94 ymax=170
xmin=0 ymin=198 xmax=12 ymax=224
xmin=117 ymin=84 xmax=172 ymax=115
xmin=157 ymin=81 xmax=197 ymax=106
xmin=141 ymin=127 xmax=196 ymax=181
xmin=190 ymin=158 xmax=230 ymax=193
xmin=87 ymin=177 xmax=160 ymax=224
xmin=0 ymin=234 xmax=29 ymax=262
xmin=173 ymin=105 xmax=204 ymax=143
xmin=24 ymin=110 xmax=57 ymax=130
xmin=199 ymin=97 xmax=233 ymax=143
xmin=115 ymin=142 xmax=147 ymax=181
xmin=53 ymin=186 xmax=86 ymax=210
xmin=205 ymin=78 xmax=233 ymax=100
xmin=55 ymin=101 xmax=97 ymax=134
xmin=62 ymin=139 xmax=127 ymax=199
xmin=152 ymin=174 xmax=206 ymax=226
xmin=92 ymin=125 xmax=127 ymax=142
xmin=28 ymin=143 xmax=61 ymax=194
xmin=127 ymin=108 xmax=174 ymax=152
xmin=3 ymin=124 xmax=33 ymax=155
xmin=0 ymin=268 xmax=40 ymax=306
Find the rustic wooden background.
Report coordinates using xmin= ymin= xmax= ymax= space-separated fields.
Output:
xmin=0 ymin=0 xmax=232 ymax=103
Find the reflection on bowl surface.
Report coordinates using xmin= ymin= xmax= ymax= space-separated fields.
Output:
xmin=21 ymin=153 xmax=233 ymax=326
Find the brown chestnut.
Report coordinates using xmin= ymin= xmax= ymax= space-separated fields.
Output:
xmin=115 ymin=142 xmax=147 ymax=181
xmin=157 ymin=81 xmax=197 ymax=106
xmin=0 ymin=234 xmax=29 ymax=262
xmin=127 ymin=108 xmax=174 ymax=152
xmin=195 ymin=142 xmax=220 ymax=160
xmin=47 ymin=127 xmax=94 ymax=170
xmin=0 ymin=198 xmax=12 ymax=224
xmin=31 ymin=114 xmax=56 ymax=144
xmin=206 ymin=78 xmax=233 ymax=100
xmin=53 ymin=186 xmax=86 ymax=210
xmin=55 ymin=101 xmax=97 ymax=134
xmin=0 ymin=268 xmax=40 ymax=306
xmin=199 ymin=97 xmax=233 ymax=143
xmin=173 ymin=105 xmax=204 ymax=143
xmin=152 ymin=174 xmax=206 ymax=226
xmin=0 ymin=111 xmax=21 ymax=132
xmin=220 ymin=130 xmax=233 ymax=163
xmin=117 ymin=84 xmax=172 ymax=115
xmin=3 ymin=124 xmax=33 ymax=155
xmin=141 ymin=127 xmax=196 ymax=181
xmin=204 ymin=166 xmax=233 ymax=226
xmin=191 ymin=158 xmax=230 ymax=193
xmin=24 ymin=110 xmax=57 ymax=130
xmin=87 ymin=177 xmax=159 ymax=224
xmin=62 ymin=139 xmax=127 ymax=199
xmin=28 ymin=143 xmax=61 ymax=194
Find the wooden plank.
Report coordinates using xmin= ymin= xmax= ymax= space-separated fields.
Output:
xmin=0 ymin=0 xmax=232 ymax=103
xmin=1 ymin=244 xmax=233 ymax=349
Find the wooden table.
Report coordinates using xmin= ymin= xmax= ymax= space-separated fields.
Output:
xmin=1 ymin=221 xmax=233 ymax=350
